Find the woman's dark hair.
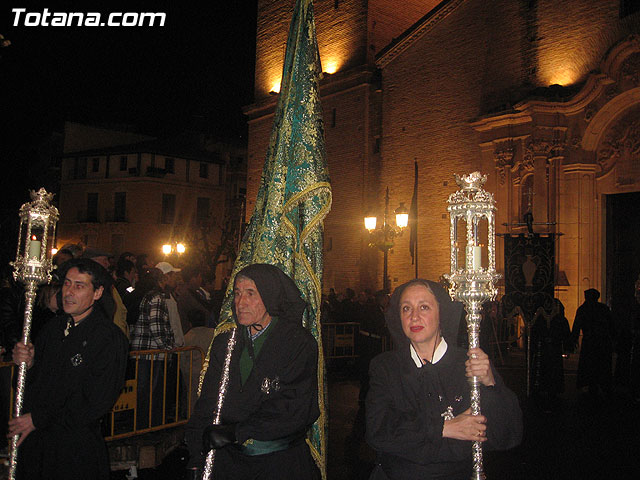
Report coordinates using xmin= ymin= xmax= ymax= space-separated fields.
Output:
xmin=136 ymin=254 xmax=150 ymax=270
xmin=37 ymin=284 xmax=60 ymax=311
xmin=116 ymin=259 xmax=136 ymax=278
xmin=135 ymin=267 xmax=163 ymax=297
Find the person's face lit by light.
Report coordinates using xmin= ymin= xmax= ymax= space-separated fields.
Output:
xmin=399 ymin=284 xmax=440 ymax=350
xmin=62 ymin=267 xmax=103 ymax=323
xmin=234 ymin=277 xmax=271 ymax=329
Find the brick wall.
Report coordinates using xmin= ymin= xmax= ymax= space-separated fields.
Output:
xmin=255 ymin=0 xmax=368 ymax=99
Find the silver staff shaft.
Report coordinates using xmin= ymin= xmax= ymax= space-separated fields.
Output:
xmin=9 ymin=281 xmax=38 ymax=480
xmin=202 ymin=328 xmax=238 ymax=480
xmin=466 ymin=301 xmax=486 ymax=480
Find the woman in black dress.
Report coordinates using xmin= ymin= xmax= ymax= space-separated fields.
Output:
xmin=366 ymin=279 xmax=522 ymax=479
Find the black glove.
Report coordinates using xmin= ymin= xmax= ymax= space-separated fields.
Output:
xmin=184 ymin=468 xmax=200 ymax=480
xmin=203 ymin=423 xmax=237 ymax=451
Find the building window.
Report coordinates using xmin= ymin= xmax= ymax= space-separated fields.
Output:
xmin=161 ymin=194 xmax=176 ymax=224
xmin=200 ymin=162 xmax=209 ymax=178
xmin=621 ymin=0 xmax=640 ymax=17
xmin=86 ymin=193 xmax=98 ymax=222
xmin=196 ymin=197 xmax=210 ymax=223
xmin=91 ymin=157 xmax=99 ymax=172
xmin=114 ymin=192 xmax=126 ymax=222
xmin=120 ymin=156 xmax=128 ymax=171
xmin=165 ymin=157 xmax=175 ymax=174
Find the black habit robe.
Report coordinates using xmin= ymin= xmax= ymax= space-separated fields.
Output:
xmin=19 ymin=305 xmax=128 ymax=480
xmin=185 ymin=320 xmax=320 ymax=479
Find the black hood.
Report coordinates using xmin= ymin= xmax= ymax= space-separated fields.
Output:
xmin=385 ymin=279 xmax=464 ymax=351
xmin=232 ymin=264 xmax=307 ymax=325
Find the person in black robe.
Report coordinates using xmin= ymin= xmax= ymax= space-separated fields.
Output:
xmin=366 ymin=279 xmax=522 ymax=480
xmin=572 ymin=288 xmax=615 ymax=396
xmin=9 ymin=258 xmax=129 ymax=480
xmin=185 ymin=264 xmax=320 ymax=479
xmin=531 ymin=299 xmax=571 ymax=410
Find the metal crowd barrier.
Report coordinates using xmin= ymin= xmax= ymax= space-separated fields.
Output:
xmin=322 ymin=322 xmax=359 ymax=359
xmin=322 ymin=322 xmax=392 ymax=360
xmin=0 ymin=346 xmax=205 ymax=442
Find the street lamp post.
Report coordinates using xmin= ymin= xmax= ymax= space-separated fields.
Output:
xmin=364 ymin=187 xmax=408 ymax=292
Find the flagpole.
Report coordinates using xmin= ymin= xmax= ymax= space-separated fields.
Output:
xmin=414 ymin=161 xmax=418 ymax=278
xmin=409 ymin=160 xmax=418 ymax=278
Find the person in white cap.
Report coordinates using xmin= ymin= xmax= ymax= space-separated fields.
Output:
xmin=154 ymin=262 xmax=185 ymax=347
xmin=130 ymin=267 xmax=177 ymax=428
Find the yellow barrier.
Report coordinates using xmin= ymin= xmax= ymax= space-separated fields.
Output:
xmin=0 ymin=346 xmax=205 ymax=442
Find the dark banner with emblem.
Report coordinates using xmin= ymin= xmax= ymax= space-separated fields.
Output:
xmin=502 ymin=234 xmax=555 ymax=323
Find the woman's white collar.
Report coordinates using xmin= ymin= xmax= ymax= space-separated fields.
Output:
xmin=410 ymin=338 xmax=448 ymax=367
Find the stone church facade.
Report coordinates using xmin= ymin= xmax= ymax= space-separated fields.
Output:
xmin=245 ymin=0 xmax=640 ymax=319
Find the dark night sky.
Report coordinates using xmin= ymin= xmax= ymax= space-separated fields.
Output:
xmin=0 ymin=1 xmax=258 ymax=263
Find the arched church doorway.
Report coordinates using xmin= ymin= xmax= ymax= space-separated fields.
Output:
xmin=605 ymin=191 xmax=640 ymax=340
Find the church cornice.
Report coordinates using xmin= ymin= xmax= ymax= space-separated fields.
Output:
xmin=471 ymin=74 xmax=615 ymax=132
xmin=375 ymin=0 xmax=466 ymax=69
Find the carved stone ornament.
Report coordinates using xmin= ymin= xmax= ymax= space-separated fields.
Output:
xmin=493 ymin=141 xmax=515 ymax=185
xmin=586 ymin=107 xmax=597 ymax=122
xmin=571 ymin=135 xmax=582 ymax=149
xmin=597 ymin=106 xmax=640 ymax=181
xmin=521 ymin=140 xmax=550 ymax=172
xmin=621 ymin=52 xmax=640 ymax=87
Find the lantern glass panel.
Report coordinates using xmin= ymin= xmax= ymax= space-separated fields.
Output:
xmin=455 ymin=218 xmax=468 ymax=270
xmin=477 ymin=217 xmax=489 ymax=268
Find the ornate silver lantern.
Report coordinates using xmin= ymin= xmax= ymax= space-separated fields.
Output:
xmin=444 ymin=172 xmax=500 ymax=480
xmin=8 ymin=188 xmax=59 ymax=480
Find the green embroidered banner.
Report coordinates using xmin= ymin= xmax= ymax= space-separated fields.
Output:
xmin=200 ymin=0 xmax=330 ymax=475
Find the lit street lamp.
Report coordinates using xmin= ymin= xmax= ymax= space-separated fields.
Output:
xmin=162 ymin=242 xmax=186 ymax=256
xmin=364 ymin=187 xmax=408 ymax=292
